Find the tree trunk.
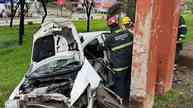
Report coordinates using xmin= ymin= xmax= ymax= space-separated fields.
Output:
xmin=10 ymin=0 xmax=14 ymax=27
xmin=19 ymin=0 xmax=25 ymax=45
xmin=87 ymin=13 xmax=90 ymax=32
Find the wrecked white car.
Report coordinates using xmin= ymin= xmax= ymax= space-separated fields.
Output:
xmin=5 ymin=21 xmax=126 ymax=108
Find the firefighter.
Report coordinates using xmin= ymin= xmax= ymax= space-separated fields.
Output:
xmin=176 ymin=15 xmax=187 ymax=60
xmin=174 ymin=15 xmax=187 ymax=70
xmin=104 ymin=3 xmax=133 ymax=102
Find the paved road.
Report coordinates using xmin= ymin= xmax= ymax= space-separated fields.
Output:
xmin=0 ymin=16 xmax=69 ymax=26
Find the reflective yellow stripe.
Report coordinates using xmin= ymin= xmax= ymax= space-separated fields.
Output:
xmin=115 ymin=29 xmax=122 ymax=33
xmin=180 ymin=34 xmax=185 ymax=37
xmin=179 ymin=25 xmax=187 ymax=28
xmin=112 ymin=66 xmax=129 ymax=72
xmin=112 ymin=42 xmax=132 ymax=51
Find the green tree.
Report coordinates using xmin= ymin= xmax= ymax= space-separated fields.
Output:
xmin=118 ymin=0 xmax=136 ymax=21
xmin=82 ymin=0 xmax=95 ymax=32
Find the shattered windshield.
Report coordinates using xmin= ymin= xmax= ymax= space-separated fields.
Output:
xmin=28 ymin=53 xmax=82 ymax=78
xmin=35 ymin=58 xmax=79 ymax=72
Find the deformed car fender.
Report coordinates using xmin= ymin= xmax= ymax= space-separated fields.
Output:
xmin=70 ymin=58 xmax=101 ymax=106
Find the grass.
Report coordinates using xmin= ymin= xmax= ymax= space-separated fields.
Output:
xmin=154 ymin=89 xmax=183 ymax=108
xmin=73 ymin=20 xmax=109 ymax=32
xmin=154 ymin=80 xmax=193 ymax=108
xmin=184 ymin=14 xmax=193 ymax=43
xmin=0 ymin=25 xmax=37 ymax=108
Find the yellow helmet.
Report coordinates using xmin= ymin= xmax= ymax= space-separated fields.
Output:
xmin=121 ymin=16 xmax=131 ymax=25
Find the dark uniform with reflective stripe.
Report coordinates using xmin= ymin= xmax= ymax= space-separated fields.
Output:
xmin=176 ymin=16 xmax=187 ymax=56
xmin=178 ymin=16 xmax=187 ymax=39
xmin=105 ymin=28 xmax=133 ymax=98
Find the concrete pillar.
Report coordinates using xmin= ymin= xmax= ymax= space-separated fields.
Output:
xmin=155 ymin=0 xmax=180 ymax=95
xmin=130 ymin=0 xmax=180 ymax=107
xmin=130 ymin=0 xmax=157 ymax=107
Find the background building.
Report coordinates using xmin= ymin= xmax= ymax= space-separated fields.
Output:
xmin=95 ymin=0 xmax=117 ymax=13
xmin=69 ymin=0 xmax=83 ymax=12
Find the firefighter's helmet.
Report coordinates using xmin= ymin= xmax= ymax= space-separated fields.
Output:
xmin=107 ymin=15 xmax=119 ymax=28
xmin=122 ymin=16 xmax=131 ymax=25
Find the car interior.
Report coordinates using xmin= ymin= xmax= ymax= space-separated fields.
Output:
xmin=32 ymin=27 xmax=78 ymax=62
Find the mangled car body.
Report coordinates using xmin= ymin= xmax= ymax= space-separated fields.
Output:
xmin=5 ymin=21 xmax=126 ymax=108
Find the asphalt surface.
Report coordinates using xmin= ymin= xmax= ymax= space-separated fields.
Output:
xmin=0 ymin=16 xmax=67 ymax=26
